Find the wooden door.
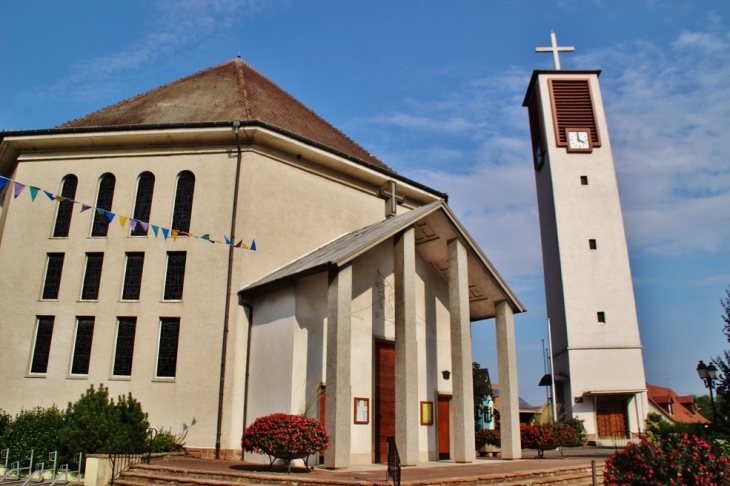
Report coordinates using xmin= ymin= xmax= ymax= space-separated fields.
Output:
xmin=374 ymin=341 xmax=395 ymax=463
xmin=596 ymin=400 xmax=627 ymax=438
xmin=437 ymin=395 xmax=451 ymax=460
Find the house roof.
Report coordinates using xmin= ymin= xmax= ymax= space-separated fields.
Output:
xmin=492 ymin=385 xmax=535 ymax=413
xmin=57 ymin=57 xmax=388 ymax=170
xmin=646 ymin=383 xmax=710 ymax=425
xmin=239 ymin=201 xmax=525 ymax=320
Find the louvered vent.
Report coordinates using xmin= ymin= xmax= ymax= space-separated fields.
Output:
xmin=549 ymin=79 xmax=601 ymax=147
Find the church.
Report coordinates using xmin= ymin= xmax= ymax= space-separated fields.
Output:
xmin=0 ymin=58 xmax=526 ymax=467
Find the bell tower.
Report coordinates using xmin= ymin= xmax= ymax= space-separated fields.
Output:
xmin=523 ymin=34 xmax=648 ymax=442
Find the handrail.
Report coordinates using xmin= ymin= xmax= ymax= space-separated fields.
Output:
xmin=385 ymin=436 xmax=401 ymax=486
xmin=109 ymin=428 xmax=157 ymax=486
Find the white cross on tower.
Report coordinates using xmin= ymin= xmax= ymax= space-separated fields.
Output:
xmin=536 ymin=31 xmax=575 ymax=70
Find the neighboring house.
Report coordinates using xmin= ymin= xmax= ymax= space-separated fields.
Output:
xmin=0 ymin=58 xmax=526 ymax=467
xmin=476 ymin=383 xmax=536 ymax=430
xmin=646 ymin=384 xmax=710 ymax=425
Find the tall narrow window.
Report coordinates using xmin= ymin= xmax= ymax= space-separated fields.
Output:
xmin=91 ymin=174 xmax=116 ymax=237
xmin=30 ymin=316 xmax=55 ymax=374
xmin=53 ymin=175 xmax=78 ymax=237
xmin=82 ymin=253 xmax=104 ymax=300
xmin=156 ymin=318 xmax=180 ymax=378
xmin=71 ymin=317 xmax=95 ymax=375
xmin=113 ymin=317 xmax=137 ymax=376
xmin=122 ymin=253 xmax=145 ymax=300
xmin=42 ymin=253 xmax=65 ymax=300
xmin=131 ymin=172 xmax=155 ymax=236
xmin=164 ymin=252 xmax=187 ymax=300
xmin=171 ymin=171 xmax=195 ymax=234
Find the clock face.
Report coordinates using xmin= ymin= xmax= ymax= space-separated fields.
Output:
xmin=565 ymin=128 xmax=592 ymax=153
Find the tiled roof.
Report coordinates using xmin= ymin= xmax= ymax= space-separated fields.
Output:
xmin=58 ymin=58 xmax=388 ymax=170
xmin=491 ymin=384 xmax=536 ymax=412
xmin=646 ymin=383 xmax=710 ymax=424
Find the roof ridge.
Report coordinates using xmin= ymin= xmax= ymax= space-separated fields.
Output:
xmin=234 ymin=57 xmax=252 ymax=120
xmin=57 ymin=58 xmax=242 ymax=128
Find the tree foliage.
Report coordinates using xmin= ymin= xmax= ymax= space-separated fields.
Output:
xmin=0 ymin=406 xmax=64 ymax=465
xmin=472 ymin=362 xmax=493 ymax=431
xmin=712 ymin=286 xmax=730 ymax=430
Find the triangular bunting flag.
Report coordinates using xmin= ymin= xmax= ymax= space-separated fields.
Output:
xmin=96 ymin=208 xmax=105 ymax=216
xmin=200 ymin=234 xmax=210 ymax=241
xmin=234 ymin=240 xmax=243 ymax=248
xmin=152 ymin=225 xmax=159 ymax=237
xmin=14 ymin=182 xmax=26 ymax=198
xmin=55 ymin=195 xmax=67 ymax=202
xmin=44 ymin=190 xmax=56 ymax=201
xmin=161 ymin=228 xmax=169 ymax=240
xmin=224 ymin=235 xmax=231 ymax=245
xmin=119 ymin=216 xmax=128 ymax=228
xmin=105 ymin=212 xmax=115 ymax=223
xmin=214 ymin=240 xmax=222 ymax=244
xmin=29 ymin=187 xmax=40 ymax=201
xmin=140 ymin=221 xmax=149 ymax=232
xmin=81 ymin=204 xmax=91 ymax=212
xmin=130 ymin=220 xmax=138 ymax=232
xmin=171 ymin=230 xmax=179 ymax=241
xmin=0 ymin=176 xmax=8 ymax=192
xmin=250 ymin=240 xmax=256 ymax=251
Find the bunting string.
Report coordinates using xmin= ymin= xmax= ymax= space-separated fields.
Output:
xmin=0 ymin=175 xmax=256 ymax=251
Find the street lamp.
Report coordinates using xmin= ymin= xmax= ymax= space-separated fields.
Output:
xmin=697 ymin=360 xmax=718 ymax=424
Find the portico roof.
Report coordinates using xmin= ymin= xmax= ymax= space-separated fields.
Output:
xmin=239 ymin=201 xmax=525 ymax=320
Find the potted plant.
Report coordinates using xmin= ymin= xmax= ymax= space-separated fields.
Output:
xmin=242 ymin=413 xmax=329 ymax=471
xmin=475 ymin=429 xmax=501 ymax=457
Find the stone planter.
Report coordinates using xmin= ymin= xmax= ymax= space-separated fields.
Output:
xmin=477 ymin=444 xmax=501 ymax=457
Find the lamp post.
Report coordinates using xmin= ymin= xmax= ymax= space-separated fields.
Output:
xmin=697 ymin=360 xmax=718 ymax=425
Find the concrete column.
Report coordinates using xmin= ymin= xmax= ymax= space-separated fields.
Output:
xmin=495 ymin=300 xmax=521 ymax=459
xmin=325 ymin=264 xmax=352 ymax=469
xmin=448 ymin=238 xmax=475 ymax=463
xmin=394 ymin=227 xmax=419 ymax=466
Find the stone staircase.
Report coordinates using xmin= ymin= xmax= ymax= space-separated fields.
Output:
xmin=113 ymin=461 xmax=604 ymax=486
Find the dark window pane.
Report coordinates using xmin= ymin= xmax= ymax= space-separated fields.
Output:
xmin=113 ymin=317 xmax=137 ymax=376
xmin=82 ymin=253 xmax=104 ymax=300
xmin=71 ymin=317 xmax=95 ymax=375
xmin=131 ymin=173 xmax=155 ymax=236
xmin=157 ymin=318 xmax=180 ymax=378
xmin=30 ymin=316 xmax=55 ymax=374
xmin=171 ymin=172 xmax=195 ymax=234
xmin=42 ymin=253 xmax=65 ymax=300
xmin=122 ymin=253 xmax=145 ymax=300
xmin=91 ymin=174 xmax=116 ymax=237
xmin=53 ymin=175 xmax=78 ymax=237
xmin=164 ymin=252 xmax=186 ymax=300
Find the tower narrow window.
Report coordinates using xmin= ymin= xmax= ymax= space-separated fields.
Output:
xmin=91 ymin=174 xmax=116 ymax=237
xmin=580 ymin=176 xmax=588 ymax=185
xmin=589 ymin=239 xmax=597 ymax=250
xmin=164 ymin=252 xmax=187 ymax=301
xmin=30 ymin=316 xmax=55 ymax=374
xmin=81 ymin=253 xmax=104 ymax=300
xmin=42 ymin=253 xmax=65 ymax=300
xmin=171 ymin=171 xmax=195 ymax=234
xmin=113 ymin=317 xmax=137 ymax=377
xmin=122 ymin=253 xmax=145 ymax=301
xmin=131 ymin=172 xmax=155 ymax=236
xmin=71 ymin=317 xmax=95 ymax=375
xmin=53 ymin=175 xmax=78 ymax=237
xmin=156 ymin=318 xmax=180 ymax=378
xmin=597 ymin=312 xmax=606 ymax=323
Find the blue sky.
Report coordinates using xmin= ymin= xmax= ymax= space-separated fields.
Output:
xmin=2 ymin=1 xmax=729 ymax=407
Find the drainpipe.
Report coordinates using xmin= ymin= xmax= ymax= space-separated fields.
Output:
xmin=215 ymin=120 xmax=244 ymax=459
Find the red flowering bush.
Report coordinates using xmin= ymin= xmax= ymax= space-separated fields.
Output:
xmin=242 ymin=413 xmax=329 ymax=455
xmin=521 ymin=424 xmax=559 ymax=450
xmin=603 ymin=433 xmax=730 ymax=485
xmin=475 ymin=428 xmax=501 ymax=449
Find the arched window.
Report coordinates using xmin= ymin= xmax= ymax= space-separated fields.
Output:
xmin=171 ymin=171 xmax=195 ymax=234
xmin=91 ymin=174 xmax=116 ymax=237
xmin=131 ymin=172 xmax=155 ymax=236
xmin=53 ymin=175 xmax=78 ymax=237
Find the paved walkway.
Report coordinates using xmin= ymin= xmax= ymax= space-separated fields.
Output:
xmin=145 ymin=447 xmax=615 ymax=485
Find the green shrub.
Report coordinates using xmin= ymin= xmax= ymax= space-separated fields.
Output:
xmin=59 ymin=384 xmax=149 ymax=466
xmin=0 ymin=406 xmax=65 ymax=465
xmin=242 ymin=413 xmax=329 ymax=455
xmin=150 ymin=427 xmax=186 ymax=453
xmin=0 ymin=409 xmax=11 ymax=439
xmin=604 ymin=433 xmax=730 ymax=485
xmin=560 ymin=418 xmax=587 ymax=447
xmin=645 ymin=411 xmax=703 ymax=442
